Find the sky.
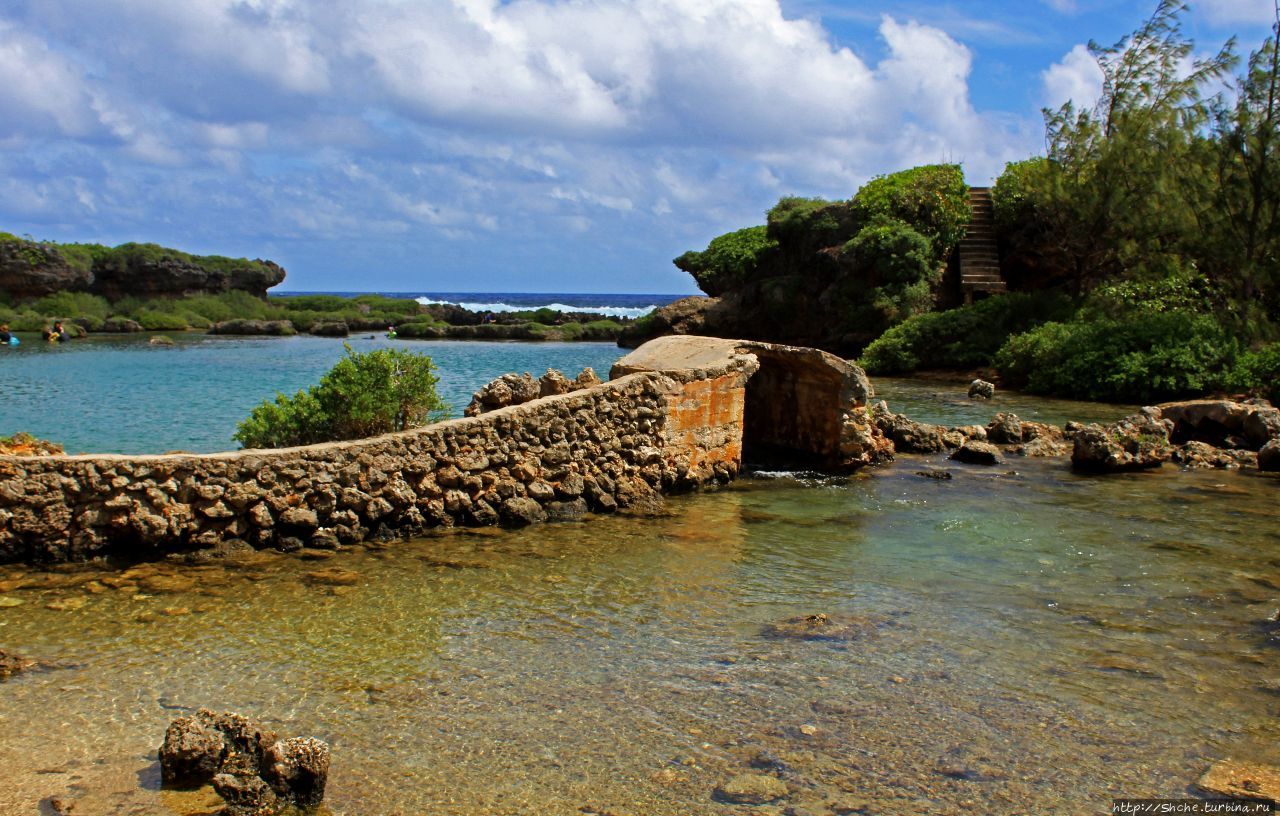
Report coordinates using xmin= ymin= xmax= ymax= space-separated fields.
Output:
xmin=0 ymin=0 xmax=1275 ymax=295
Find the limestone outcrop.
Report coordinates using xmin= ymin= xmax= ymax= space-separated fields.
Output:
xmin=0 ymin=235 xmax=285 ymax=301
xmin=0 ymin=648 xmax=36 ymax=680
xmin=159 ymin=709 xmax=329 ymax=815
xmin=1071 ymin=409 xmax=1172 ymax=472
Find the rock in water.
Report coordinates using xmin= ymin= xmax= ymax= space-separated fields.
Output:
xmin=985 ymin=412 xmax=1023 ymax=445
xmin=968 ymin=379 xmax=995 ymax=399
xmin=714 ymin=773 xmax=789 ymax=804
xmin=159 ymin=709 xmax=329 ymax=814
xmin=263 ymin=737 xmax=330 ymax=806
xmin=1071 ymin=410 xmax=1172 ymax=473
xmin=1259 ymin=439 xmax=1280 ymax=472
xmin=949 ymin=441 xmax=1003 ymax=466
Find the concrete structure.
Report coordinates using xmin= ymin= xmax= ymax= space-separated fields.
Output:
xmin=0 ymin=337 xmax=888 ymax=564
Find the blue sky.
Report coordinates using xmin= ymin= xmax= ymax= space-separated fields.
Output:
xmin=0 ymin=0 xmax=1273 ymax=294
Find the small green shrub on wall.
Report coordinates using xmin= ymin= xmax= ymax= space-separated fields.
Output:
xmin=234 ymin=346 xmax=449 ymax=449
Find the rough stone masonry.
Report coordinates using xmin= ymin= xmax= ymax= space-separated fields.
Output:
xmin=0 ymin=337 xmax=888 ymax=564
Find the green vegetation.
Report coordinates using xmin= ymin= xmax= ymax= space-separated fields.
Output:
xmin=675 ymin=1 xmax=1278 ymax=404
xmin=674 ymin=226 xmax=778 ymax=296
xmin=672 ymin=164 xmax=969 ymax=352
xmin=234 ymin=346 xmax=449 ymax=449
xmin=860 ymin=291 xmax=1074 ymax=375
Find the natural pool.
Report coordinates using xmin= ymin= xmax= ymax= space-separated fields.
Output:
xmin=0 ymin=453 xmax=1276 ymax=815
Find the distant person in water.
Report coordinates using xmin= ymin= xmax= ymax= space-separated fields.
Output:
xmin=44 ymin=321 xmax=69 ymax=342
xmin=483 ymin=312 xmax=496 ymax=324
xmin=0 ymin=324 xmax=11 ymax=344
xmin=386 ymin=325 xmax=397 ymax=339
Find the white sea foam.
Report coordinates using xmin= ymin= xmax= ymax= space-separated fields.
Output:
xmin=415 ymin=298 xmax=657 ymax=319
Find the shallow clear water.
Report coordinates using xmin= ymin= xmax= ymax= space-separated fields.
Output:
xmin=873 ymin=376 xmax=1134 ymax=428
xmin=0 ymin=334 xmax=622 ymax=454
xmin=0 ymin=456 xmax=1276 ymax=815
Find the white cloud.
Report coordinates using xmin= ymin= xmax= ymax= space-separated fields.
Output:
xmin=0 ymin=0 xmax=1045 ymax=289
xmin=1193 ymin=0 xmax=1276 ymax=26
xmin=1042 ymin=44 xmax=1104 ymax=111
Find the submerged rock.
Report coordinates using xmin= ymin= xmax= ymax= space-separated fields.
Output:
xmin=762 ymin=612 xmax=876 ymax=642
xmin=714 ymin=773 xmax=789 ymax=805
xmin=1195 ymin=760 xmax=1280 ymax=803
xmin=0 ymin=648 xmax=36 ymax=680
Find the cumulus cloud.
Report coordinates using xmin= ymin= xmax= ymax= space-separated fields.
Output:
xmin=0 ymin=0 xmax=1042 ymax=289
xmin=1193 ymin=0 xmax=1276 ymax=26
xmin=1042 ymin=44 xmax=1104 ymax=111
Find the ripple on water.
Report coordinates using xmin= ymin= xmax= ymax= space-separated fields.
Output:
xmin=0 ymin=458 xmax=1276 ymax=814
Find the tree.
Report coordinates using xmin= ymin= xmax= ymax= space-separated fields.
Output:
xmin=1038 ymin=0 xmax=1236 ymax=290
xmin=1197 ymin=1 xmax=1280 ymax=318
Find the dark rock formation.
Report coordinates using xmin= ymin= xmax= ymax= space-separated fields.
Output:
xmin=872 ymin=402 xmax=948 ymax=453
xmin=1260 ymin=439 xmax=1280 ymax=472
xmin=1159 ymin=399 xmax=1276 ymax=450
xmin=0 ymin=238 xmax=93 ymax=300
xmin=101 ymin=317 xmax=144 ymax=333
xmin=159 ymin=709 xmax=329 ymax=815
xmin=617 ymin=296 xmax=714 ymax=348
xmin=968 ymin=379 xmax=995 ymax=399
xmin=1071 ymin=410 xmax=1172 ymax=472
xmin=309 ymin=321 xmax=349 ymax=337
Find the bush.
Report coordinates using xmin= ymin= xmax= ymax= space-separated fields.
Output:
xmin=994 ymin=310 xmax=1240 ymax=403
xmin=674 ymin=226 xmax=779 ymax=296
xmin=1231 ymin=343 xmax=1280 ymax=404
xmin=133 ymin=310 xmax=191 ymax=331
xmin=234 ymin=346 xmax=449 ymax=448
xmin=841 ymin=221 xmax=938 ymax=325
xmin=991 ymin=157 xmax=1049 ymax=233
xmin=765 ymin=197 xmax=854 ymax=249
xmin=860 ymin=291 xmax=1073 ymax=374
xmin=33 ymin=291 xmax=111 ymax=320
xmin=851 ymin=164 xmax=969 ymax=261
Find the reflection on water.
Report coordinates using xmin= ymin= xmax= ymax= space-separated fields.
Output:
xmin=874 ymin=375 xmax=1134 ymax=427
xmin=0 ymin=457 xmax=1277 ymax=815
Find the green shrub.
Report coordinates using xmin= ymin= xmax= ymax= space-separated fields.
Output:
xmin=994 ymin=310 xmax=1240 ymax=403
xmin=851 ymin=164 xmax=969 ymax=261
xmin=991 ymin=157 xmax=1049 ymax=233
xmin=841 ymin=221 xmax=938 ymax=325
xmin=133 ymin=310 xmax=192 ymax=331
xmin=1231 ymin=343 xmax=1280 ymax=404
xmin=33 ymin=291 xmax=111 ymax=319
xmin=234 ymin=346 xmax=449 ymax=449
xmin=674 ymin=226 xmax=779 ymax=296
xmin=765 ymin=197 xmax=854 ymax=249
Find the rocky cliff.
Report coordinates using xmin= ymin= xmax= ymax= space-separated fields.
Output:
xmin=0 ymin=234 xmax=285 ymax=300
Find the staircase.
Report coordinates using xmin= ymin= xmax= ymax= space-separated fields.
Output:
xmin=959 ymin=187 xmax=1005 ymax=302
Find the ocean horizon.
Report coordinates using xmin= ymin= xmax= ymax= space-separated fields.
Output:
xmin=274 ymin=290 xmax=692 ymax=320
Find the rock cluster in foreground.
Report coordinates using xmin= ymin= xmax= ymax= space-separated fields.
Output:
xmin=160 ymin=709 xmax=329 ymax=815
xmin=464 ymin=367 xmax=602 ymax=416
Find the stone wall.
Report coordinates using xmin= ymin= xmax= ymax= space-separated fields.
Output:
xmin=0 ymin=337 xmax=883 ymax=565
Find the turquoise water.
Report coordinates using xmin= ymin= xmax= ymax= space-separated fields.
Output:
xmin=0 ymin=334 xmax=622 ymax=454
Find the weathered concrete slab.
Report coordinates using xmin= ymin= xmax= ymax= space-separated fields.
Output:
xmin=612 ymin=335 xmax=756 ymax=381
